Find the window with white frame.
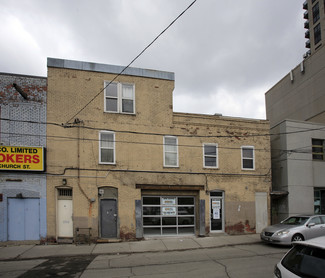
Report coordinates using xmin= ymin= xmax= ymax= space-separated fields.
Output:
xmin=203 ymin=144 xmax=218 ymax=168
xmin=241 ymin=146 xmax=255 ymax=170
xmin=99 ymin=131 xmax=115 ymax=164
xmin=104 ymin=81 xmax=135 ymax=114
xmin=164 ymin=136 xmax=178 ymax=167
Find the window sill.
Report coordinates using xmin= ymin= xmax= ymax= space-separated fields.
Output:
xmin=104 ymin=111 xmax=136 ymax=116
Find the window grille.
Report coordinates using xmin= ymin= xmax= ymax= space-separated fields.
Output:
xmin=58 ymin=188 xmax=72 ymax=199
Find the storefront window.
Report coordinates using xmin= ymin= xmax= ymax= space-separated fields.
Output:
xmin=142 ymin=196 xmax=195 ymax=236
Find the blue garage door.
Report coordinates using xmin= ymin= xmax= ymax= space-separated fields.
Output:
xmin=8 ymin=198 xmax=40 ymax=240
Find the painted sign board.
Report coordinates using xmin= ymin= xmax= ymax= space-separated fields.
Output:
xmin=0 ymin=146 xmax=45 ymax=171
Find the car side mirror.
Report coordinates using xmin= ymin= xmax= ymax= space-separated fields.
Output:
xmin=308 ymin=223 xmax=316 ymax=228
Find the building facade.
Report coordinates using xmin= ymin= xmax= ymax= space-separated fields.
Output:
xmin=265 ymin=4 xmax=325 ymax=223
xmin=303 ymin=0 xmax=325 ymax=56
xmin=270 ymin=120 xmax=325 ymax=223
xmin=46 ymin=58 xmax=271 ymax=241
xmin=0 ymin=73 xmax=47 ymax=242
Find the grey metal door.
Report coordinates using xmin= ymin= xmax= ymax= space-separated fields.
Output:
xmin=100 ymin=199 xmax=117 ymax=238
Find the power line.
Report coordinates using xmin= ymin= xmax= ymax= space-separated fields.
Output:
xmin=64 ymin=0 xmax=197 ymax=125
xmin=0 ymin=131 xmax=271 ymax=152
xmin=2 ymin=117 xmax=325 ymax=139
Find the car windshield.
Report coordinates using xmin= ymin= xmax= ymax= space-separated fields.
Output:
xmin=282 ymin=217 xmax=309 ymax=225
xmin=282 ymin=245 xmax=325 ymax=278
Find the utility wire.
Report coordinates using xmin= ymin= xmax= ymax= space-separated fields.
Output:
xmin=2 ymin=117 xmax=325 ymax=139
xmin=65 ymin=0 xmax=197 ymax=125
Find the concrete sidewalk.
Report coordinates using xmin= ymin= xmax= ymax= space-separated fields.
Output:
xmin=0 ymin=234 xmax=261 ymax=261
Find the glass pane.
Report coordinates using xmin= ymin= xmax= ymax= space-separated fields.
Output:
xmin=162 ymin=227 xmax=177 ymax=235
xmin=144 ymin=227 xmax=161 ymax=236
xmin=178 ymin=197 xmax=194 ymax=205
xmin=242 ymin=148 xmax=253 ymax=158
xmin=101 ymin=149 xmax=114 ymax=163
xmin=165 ymin=144 xmax=177 ymax=153
xmin=165 ymin=137 xmax=176 ymax=146
xmin=143 ymin=217 xmax=161 ymax=226
xmin=165 ymin=153 xmax=177 ymax=166
xmin=313 ymin=147 xmax=323 ymax=152
xmin=178 ymin=207 xmax=194 ymax=215
xmin=313 ymin=154 xmax=323 ymax=160
xmin=106 ymin=98 xmax=118 ymax=112
xmin=205 ymin=156 xmax=216 ymax=167
xmin=122 ymin=84 xmax=133 ymax=98
xmin=122 ymin=99 xmax=134 ymax=113
xmin=313 ymin=139 xmax=323 ymax=145
xmin=143 ymin=207 xmax=160 ymax=215
xmin=243 ymin=159 xmax=253 ymax=169
xmin=100 ymin=133 xmax=114 ymax=148
xmin=210 ymin=191 xmax=223 ymax=197
xmin=178 ymin=217 xmax=194 ymax=225
xmin=105 ymin=83 xmax=118 ymax=97
xmin=143 ymin=197 xmax=160 ymax=205
xmin=178 ymin=227 xmax=194 ymax=234
xmin=204 ymin=145 xmax=216 ymax=156
xmin=162 ymin=217 xmax=176 ymax=225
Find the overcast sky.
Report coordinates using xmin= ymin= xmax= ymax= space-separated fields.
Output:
xmin=0 ymin=0 xmax=306 ymax=119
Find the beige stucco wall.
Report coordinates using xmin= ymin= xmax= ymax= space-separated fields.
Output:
xmin=47 ymin=63 xmax=271 ymax=241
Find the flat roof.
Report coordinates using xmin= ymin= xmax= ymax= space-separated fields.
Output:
xmin=47 ymin=57 xmax=175 ymax=81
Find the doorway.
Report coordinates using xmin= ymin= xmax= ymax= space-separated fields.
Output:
xmin=57 ymin=188 xmax=73 ymax=238
xmin=210 ymin=191 xmax=224 ymax=232
xmin=8 ymin=198 xmax=40 ymax=240
xmin=100 ymin=199 xmax=117 ymax=238
xmin=255 ymin=192 xmax=268 ymax=233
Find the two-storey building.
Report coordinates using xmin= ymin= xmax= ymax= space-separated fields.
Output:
xmin=46 ymin=58 xmax=271 ymax=241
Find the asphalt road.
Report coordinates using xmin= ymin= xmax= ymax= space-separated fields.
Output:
xmin=0 ymin=243 xmax=289 ymax=278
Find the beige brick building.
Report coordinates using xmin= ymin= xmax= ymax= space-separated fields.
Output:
xmin=46 ymin=58 xmax=271 ymax=241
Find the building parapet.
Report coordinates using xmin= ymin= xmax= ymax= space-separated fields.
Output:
xmin=47 ymin=57 xmax=175 ymax=81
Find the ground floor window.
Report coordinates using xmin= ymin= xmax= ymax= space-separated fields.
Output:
xmin=314 ymin=188 xmax=325 ymax=214
xmin=142 ymin=196 xmax=195 ymax=236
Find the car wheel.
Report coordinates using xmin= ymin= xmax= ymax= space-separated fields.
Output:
xmin=292 ymin=234 xmax=304 ymax=242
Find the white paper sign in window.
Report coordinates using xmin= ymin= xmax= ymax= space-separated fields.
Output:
xmin=162 ymin=197 xmax=176 ymax=205
xmin=162 ymin=207 xmax=177 ymax=216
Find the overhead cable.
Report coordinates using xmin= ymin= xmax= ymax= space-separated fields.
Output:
xmin=64 ymin=0 xmax=197 ymax=125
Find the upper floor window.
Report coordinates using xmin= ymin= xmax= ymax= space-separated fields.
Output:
xmin=312 ymin=138 xmax=324 ymax=160
xmin=203 ymin=144 xmax=218 ymax=168
xmin=314 ymin=23 xmax=321 ymax=45
xmin=241 ymin=146 xmax=255 ymax=170
xmin=104 ymin=81 xmax=135 ymax=114
xmin=99 ymin=131 xmax=115 ymax=164
xmin=312 ymin=2 xmax=320 ymax=24
xmin=164 ymin=136 xmax=178 ymax=167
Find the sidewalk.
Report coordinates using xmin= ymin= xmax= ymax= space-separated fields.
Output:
xmin=0 ymin=234 xmax=261 ymax=261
